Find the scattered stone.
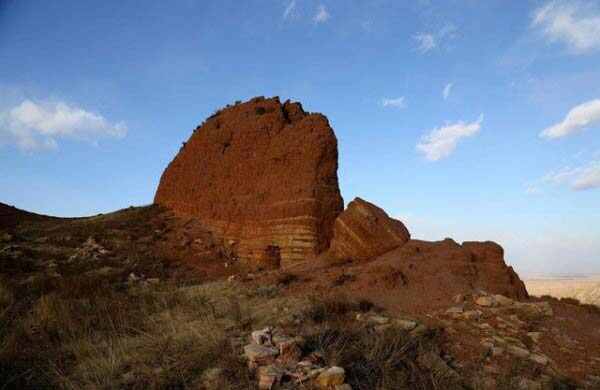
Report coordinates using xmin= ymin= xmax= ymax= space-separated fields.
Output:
xmin=493 ymin=294 xmax=514 ymax=306
xmin=527 ymin=332 xmax=542 ymax=343
xmin=463 ymin=310 xmax=482 ymax=321
xmin=374 ymin=324 xmax=393 ymax=333
xmin=529 ymin=353 xmax=549 ymax=366
xmin=368 ymin=315 xmax=390 ymax=325
xmin=0 ymin=232 xmax=12 ymax=243
xmin=504 ymin=336 xmax=526 ymax=348
xmin=85 ymin=266 xmax=116 ymax=277
xmin=227 ymin=275 xmax=238 ymax=283
xmin=410 ymin=324 xmax=429 ymax=337
xmin=446 ymin=306 xmax=464 ymax=315
xmin=483 ymin=365 xmax=501 ymax=375
xmin=257 ymin=365 xmax=285 ymax=390
xmin=513 ymin=301 xmax=553 ymax=318
xmin=316 ymin=367 xmax=345 ymax=388
xmin=507 ymin=345 xmax=530 ymax=359
xmin=68 ymin=237 xmax=109 ymax=262
xmin=244 ymin=344 xmax=279 ymax=367
xmin=394 ymin=319 xmax=418 ymax=331
xmin=252 ymin=327 xmax=274 ymax=345
xmin=475 ymin=296 xmax=495 ymax=307
xmin=453 ymin=294 xmax=466 ymax=304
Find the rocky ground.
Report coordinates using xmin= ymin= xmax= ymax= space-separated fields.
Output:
xmin=1 ymin=204 xmax=600 ymax=389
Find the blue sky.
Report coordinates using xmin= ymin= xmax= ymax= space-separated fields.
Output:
xmin=1 ymin=0 xmax=599 ymax=276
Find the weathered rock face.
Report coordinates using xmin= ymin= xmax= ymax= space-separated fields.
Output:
xmin=154 ymin=97 xmax=344 ymax=268
xmin=329 ymin=197 xmax=410 ymax=262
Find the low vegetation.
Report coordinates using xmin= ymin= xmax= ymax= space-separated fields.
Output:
xmin=0 ymin=276 xmax=256 ymax=389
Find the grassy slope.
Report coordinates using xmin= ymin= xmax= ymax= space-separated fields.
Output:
xmin=1 ymin=205 xmax=595 ymax=389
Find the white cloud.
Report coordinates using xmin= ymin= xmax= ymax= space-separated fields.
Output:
xmin=414 ymin=23 xmax=457 ymax=54
xmin=0 ymin=99 xmax=127 ymax=152
xmin=417 ymin=114 xmax=483 ymax=161
xmin=525 ymin=184 xmax=542 ymax=195
xmin=539 ymin=99 xmax=600 ymax=139
xmin=443 ymin=83 xmax=453 ymax=100
xmin=532 ymin=0 xmax=600 ymax=54
xmin=283 ymin=0 xmax=296 ymax=20
xmin=313 ymin=4 xmax=330 ymax=24
xmin=542 ymin=160 xmax=600 ymax=191
xmin=414 ymin=33 xmax=436 ymax=53
xmin=381 ymin=97 xmax=406 ymax=109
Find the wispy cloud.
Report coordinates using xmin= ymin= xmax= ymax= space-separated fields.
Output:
xmin=283 ymin=0 xmax=297 ymax=20
xmin=0 ymin=99 xmax=127 ymax=152
xmin=540 ymin=160 xmax=600 ymax=191
xmin=381 ymin=97 xmax=406 ymax=109
xmin=414 ymin=33 xmax=436 ymax=53
xmin=539 ymin=98 xmax=600 ymax=139
xmin=414 ymin=23 xmax=457 ymax=54
xmin=525 ymin=184 xmax=543 ymax=195
xmin=531 ymin=0 xmax=600 ymax=54
xmin=443 ymin=83 xmax=453 ymax=100
xmin=313 ymin=4 xmax=330 ymax=24
xmin=417 ymin=114 xmax=483 ymax=161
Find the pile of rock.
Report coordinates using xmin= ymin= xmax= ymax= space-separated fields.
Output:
xmin=441 ymin=291 xmax=559 ymax=388
xmin=68 ymin=237 xmax=110 ymax=262
xmin=243 ymin=327 xmax=351 ymax=389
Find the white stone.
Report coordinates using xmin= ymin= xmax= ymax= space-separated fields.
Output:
xmin=369 ymin=315 xmax=389 ymax=325
xmin=507 ymin=345 xmax=530 ymax=359
xmin=493 ymin=294 xmax=514 ymax=306
xmin=243 ymin=344 xmax=278 ymax=363
xmin=395 ymin=319 xmax=418 ymax=331
xmin=316 ymin=367 xmax=345 ymax=387
xmin=251 ymin=327 xmax=273 ymax=345
xmin=529 ymin=353 xmax=549 ymax=366
xmin=475 ymin=296 xmax=495 ymax=307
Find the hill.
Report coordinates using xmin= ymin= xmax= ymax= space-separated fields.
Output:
xmin=2 ymin=97 xmax=600 ymax=389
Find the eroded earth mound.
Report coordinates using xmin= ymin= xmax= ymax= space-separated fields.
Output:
xmin=155 ymin=97 xmax=344 ymax=269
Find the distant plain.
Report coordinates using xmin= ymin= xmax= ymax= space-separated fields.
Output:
xmin=525 ymin=276 xmax=600 ymax=305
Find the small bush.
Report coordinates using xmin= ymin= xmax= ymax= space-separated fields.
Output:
xmin=305 ymin=294 xmax=357 ymax=324
xmin=255 ymin=107 xmax=266 ymax=115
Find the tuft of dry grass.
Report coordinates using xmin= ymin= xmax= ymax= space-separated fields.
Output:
xmin=301 ymin=296 xmax=464 ymax=390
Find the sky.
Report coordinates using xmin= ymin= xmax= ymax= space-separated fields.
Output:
xmin=1 ymin=0 xmax=599 ymax=277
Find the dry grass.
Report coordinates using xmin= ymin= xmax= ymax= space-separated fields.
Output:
xmin=301 ymin=296 xmax=464 ymax=390
xmin=0 ymin=277 xmax=257 ymax=389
